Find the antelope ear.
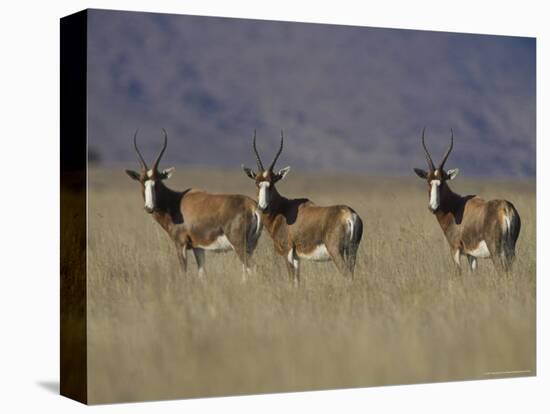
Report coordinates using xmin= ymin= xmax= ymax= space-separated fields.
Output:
xmin=241 ymin=165 xmax=256 ymax=180
xmin=414 ymin=168 xmax=428 ymax=179
xmin=125 ymin=169 xmax=140 ymax=181
xmin=274 ymin=166 xmax=291 ymax=182
xmin=447 ymin=168 xmax=459 ymax=180
xmin=160 ymin=167 xmax=175 ymax=180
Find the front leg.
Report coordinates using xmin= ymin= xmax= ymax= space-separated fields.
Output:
xmin=193 ymin=248 xmax=206 ymax=279
xmin=452 ymin=248 xmax=462 ymax=274
xmin=467 ymin=255 xmax=477 ymax=272
xmin=286 ymin=248 xmax=300 ymax=287
xmin=176 ymin=243 xmax=188 ymax=274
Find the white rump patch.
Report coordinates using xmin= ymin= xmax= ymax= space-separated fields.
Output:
xmin=297 ymin=244 xmax=331 ymax=261
xmin=198 ymin=234 xmax=234 ymax=252
xmin=258 ymin=181 xmax=270 ymax=209
xmin=429 ymin=180 xmax=441 ymax=210
xmin=467 ymin=240 xmax=491 ymax=258
xmin=144 ymin=180 xmax=155 ymax=210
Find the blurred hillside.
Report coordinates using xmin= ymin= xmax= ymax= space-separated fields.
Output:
xmin=87 ymin=9 xmax=536 ymax=178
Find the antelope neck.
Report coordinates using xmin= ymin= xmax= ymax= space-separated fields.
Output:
xmin=260 ymin=185 xmax=284 ymax=214
xmin=149 ymin=182 xmax=184 ymax=228
xmin=434 ymin=183 xmax=462 ymax=230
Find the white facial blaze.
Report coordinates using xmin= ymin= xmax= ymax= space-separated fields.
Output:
xmin=144 ymin=180 xmax=156 ymax=210
xmin=429 ymin=180 xmax=441 ymax=211
xmin=258 ymin=181 xmax=270 ymax=209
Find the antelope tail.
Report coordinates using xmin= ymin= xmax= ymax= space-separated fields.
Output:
xmin=343 ymin=211 xmax=363 ymax=272
xmin=246 ymin=208 xmax=263 ymax=255
xmin=253 ymin=209 xmax=262 ymax=237
xmin=501 ymin=202 xmax=521 ymax=266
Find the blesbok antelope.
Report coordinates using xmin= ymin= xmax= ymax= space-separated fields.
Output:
xmin=413 ymin=128 xmax=521 ymax=272
xmin=125 ymin=129 xmax=262 ymax=279
xmin=242 ymin=130 xmax=363 ymax=285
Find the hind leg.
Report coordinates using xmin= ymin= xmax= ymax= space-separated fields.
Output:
xmin=324 ymin=224 xmax=354 ymax=279
xmin=503 ymin=252 xmax=515 ymax=272
xmin=176 ymin=242 xmax=188 ymax=274
xmin=491 ymin=251 xmax=514 ymax=273
xmin=500 ymin=242 xmax=516 ymax=272
xmin=235 ymin=247 xmax=254 ymax=283
xmin=451 ymin=248 xmax=462 ymax=275
xmin=487 ymin=239 xmax=514 ymax=273
xmin=344 ymin=242 xmax=360 ymax=278
xmin=226 ymin=213 xmax=261 ymax=282
xmin=285 ymin=248 xmax=300 ymax=287
xmin=234 ymin=241 xmax=254 ymax=281
xmin=467 ymin=255 xmax=477 ymax=272
xmin=326 ymin=243 xmax=353 ymax=279
xmin=192 ymin=248 xmax=206 ymax=278
xmin=226 ymin=233 xmax=254 ymax=283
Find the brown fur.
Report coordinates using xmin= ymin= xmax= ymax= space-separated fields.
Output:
xmin=150 ymin=183 xmax=261 ymax=274
xmin=246 ymin=169 xmax=363 ymax=284
xmin=420 ymin=170 xmax=520 ymax=272
xmin=127 ymin=136 xmax=261 ymax=278
xmin=414 ymin=129 xmax=520 ymax=272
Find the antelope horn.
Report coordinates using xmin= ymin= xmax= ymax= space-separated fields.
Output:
xmin=252 ymin=129 xmax=264 ymax=171
xmin=133 ymin=129 xmax=148 ymax=170
xmin=439 ymin=128 xmax=454 ymax=170
xmin=152 ymin=128 xmax=168 ymax=171
xmin=421 ymin=127 xmax=436 ymax=171
xmin=268 ymin=129 xmax=284 ymax=172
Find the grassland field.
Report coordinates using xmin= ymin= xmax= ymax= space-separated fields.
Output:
xmin=86 ymin=167 xmax=535 ymax=404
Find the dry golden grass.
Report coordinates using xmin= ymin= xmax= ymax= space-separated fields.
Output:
xmin=87 ymin=167 xmax=535 ymax=404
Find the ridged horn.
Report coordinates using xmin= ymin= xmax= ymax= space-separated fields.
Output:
xmin=152 ymin=128 xmax=168 ymax=171
xmin=439 ymin=128 xmax=454 ymax=170
xmin=252 ymin=129 xmax=264 ymax=171
xmin=421 ymin=127 xmax=435 ymax=171
xmin=133 ymin=129 xmax=148 ymax=170
xmin=268 ymin=129 xmax=284 ymax=172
